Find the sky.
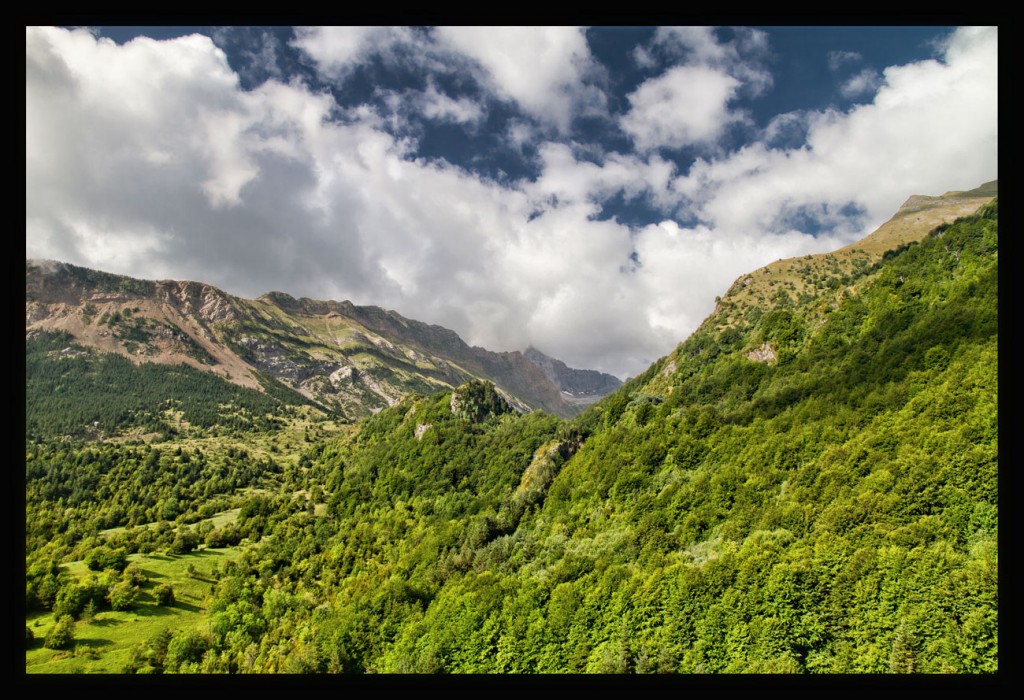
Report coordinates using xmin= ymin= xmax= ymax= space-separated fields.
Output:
xmin=25 ymin=25 xmax=998 ymax=379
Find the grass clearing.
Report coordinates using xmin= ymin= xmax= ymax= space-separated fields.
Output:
xmin=26 ymin=546 xmax=244 ymax=674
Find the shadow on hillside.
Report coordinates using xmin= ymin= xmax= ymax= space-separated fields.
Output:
xmin=90 ymin=616 xmax=123 ymax=628
xmin=72 ymin=635 xmax=113 ymax=650
xmin=91 ymin=603 xmax=190 ymax=625
xmin=171 ymin=601 xmax=202 ymax=613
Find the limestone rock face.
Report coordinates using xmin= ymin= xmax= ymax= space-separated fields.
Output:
xmin=26 ymin=259 xmax=609 ymax=419
xmin=746 ymin=343 xmax=777 ymax=364
xmin=523 ymin=347 xmax=622 ymax=401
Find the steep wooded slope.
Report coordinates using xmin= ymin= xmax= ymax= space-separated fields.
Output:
xmin=25 ymin=193 xmax=997 ymax=674
xmin=167 ymin=199 xmax=995 ymax=673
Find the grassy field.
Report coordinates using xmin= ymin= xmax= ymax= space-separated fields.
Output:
xmin=26 ymin=546 xmax=244 ymax=674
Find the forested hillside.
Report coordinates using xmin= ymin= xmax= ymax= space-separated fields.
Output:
xmin=25 ymin=201 xmax=997 ymax=673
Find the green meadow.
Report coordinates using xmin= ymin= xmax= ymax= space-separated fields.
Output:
xmin=26 ymin=546 xmax=243 ymax=674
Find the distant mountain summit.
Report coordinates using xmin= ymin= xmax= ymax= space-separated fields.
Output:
xmin=523 ymin=347 xmax=622 ymax=407
xmin=25 ymin=262 xmax=617 ymax=424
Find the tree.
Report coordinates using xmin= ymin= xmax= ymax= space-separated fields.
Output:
xmin=155 ymin=583 xmax=175 ymax=606
xmin=168 ymin=529 xmax=200 ymax=555
xmin=164 ymin=629 xmax=211 ymax=672
xmin=44 ymin=614 xmax=76 ymax=650
xmin=52 ymin=582 xmax=89 ymax=619
xmin=81 ymin=599 xmax=98 ymax=623
xmin=108 ymin=580 xmax=140 ymax=611
xmin=123 ymin=562 xmax=147 ymax=586
xmin=85 ymin=545 xmax=128 ymax=572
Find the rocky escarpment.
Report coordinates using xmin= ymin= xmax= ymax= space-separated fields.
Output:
xmin=27 ymin=262 xmax=606 ymax=419
xmin=258 ymin=293 xmax=575 ymax=417
xmin=523 ymin=347 xmax=622 ymax=404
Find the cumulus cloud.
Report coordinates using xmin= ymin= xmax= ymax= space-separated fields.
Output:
xmin=669 ymin=26 xmax=997 ymax=246
xmin=645 ymin=26 xmax=773 ymax=97
xmin=840 ymin=68 xmax=883 ymax=99
xmin=290 ymin=26 xmax=422 ymax=76
xmin=621 ymin=26 xmax=773 ymax=152
xmin=292 ymin=26 xmax=603 ymax=134
xmin=434 ymin=26 xmax=602 ymax=132
xmin=621 ymin=65 xmax=742 ymax=151
xmin=26 ymin=26 xmax=997 ymax=380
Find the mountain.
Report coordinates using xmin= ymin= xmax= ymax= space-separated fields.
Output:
xmin=25 ymin=263 xmax=620 ymax=432
xmin=524 ymin=347 xmax=623 ymax=406
xmin=707 ymin=180 xmax=998 ymax=336
xmin=26 ymin=185 xmax=997 ymax=674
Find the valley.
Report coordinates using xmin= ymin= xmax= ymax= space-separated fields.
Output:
xmin=25 ymin=186 xmax=998 ymax=674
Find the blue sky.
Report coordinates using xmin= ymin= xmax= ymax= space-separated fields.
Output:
xmin=26 ymin=26 xmax=997 ymax=378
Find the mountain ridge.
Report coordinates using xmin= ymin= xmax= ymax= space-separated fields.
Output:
xmin=25 ymin=188 xmax=998 ymax=673
xmin=25 ymin=261 xmax=622 ymax=423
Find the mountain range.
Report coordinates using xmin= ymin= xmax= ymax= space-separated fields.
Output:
xmin=25 ymin=181 xmax=998 ymax=674
xmin=25 ymin=180 xmax=994 ymax=433
xmin=25 ymin=261 xmax=622 ymax=428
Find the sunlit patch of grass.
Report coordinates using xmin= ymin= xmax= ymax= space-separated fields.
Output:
xmin=25 ymin=547 xmax=244 ymax=674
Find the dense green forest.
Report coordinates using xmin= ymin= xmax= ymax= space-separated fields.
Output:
xmin=25 ymin=330 xmax=315 ymax=439
xmin=25 ymin=202 xmax=997 ymax=673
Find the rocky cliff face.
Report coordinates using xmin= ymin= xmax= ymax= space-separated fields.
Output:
xmin=256 ymin=292 xmax=576 ymax=416
xmin=523 ymin=347 xmax=622 ymax=405
xmin=25 ymin=261 xmax=590 ymax=419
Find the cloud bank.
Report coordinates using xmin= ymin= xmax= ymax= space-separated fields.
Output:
xmin=26 ymin=26 xmax=997 ymax=379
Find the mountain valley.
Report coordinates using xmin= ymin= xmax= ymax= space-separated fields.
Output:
xmin=25 ymin=184 xmax=998 ymax=674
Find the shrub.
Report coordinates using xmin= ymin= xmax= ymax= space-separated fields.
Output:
xmin=44 ymin=615 xmax=76 ymax=650
xmin=155 ymin=583 xmax=175 ymax=606
xmin=108 ymin=581 xmax=140 ymax=611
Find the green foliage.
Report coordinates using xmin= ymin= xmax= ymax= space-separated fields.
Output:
xmin=449 ymin=380 xmax=513 ymax=423
xmin=85 ymin=545 xmax=128 ymax=572
xmin=163 ymin=629 xmax=212 ymax=672
xmin=26 ymin=439 xmax=282 ymax=563
xmin=107 ymin=580 xmax=140 ymax=611
xmin=25 ymin=203 xmax=997 ymax=674
xmin=168 ymin=530 xmax=200 ymax=556
xmin=155 ymin=584 xmax=176 ymax=606
xmin=26 ymin=332 xmax=301 ymax=438
xmin=44 ymin=615 xmax=76 ymax=650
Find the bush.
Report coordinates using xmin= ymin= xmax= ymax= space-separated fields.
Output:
xmin=155 ymin=583 xmax=175 ymax=606
xmin=168 ymin=530 xmax=200 ymax=555
xmin=44 ymin=615 xmax=76 ymax=650
xmin=108 ymin=581 xmax=140 ymax=611
xmin=52 ymin=583 xmax=89 ymax=619
xmin=123 ymin=562 xmax=147 ymax=586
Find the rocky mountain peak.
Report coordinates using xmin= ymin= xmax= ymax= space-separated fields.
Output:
xmin=523 ymin=347 xmax=623 ymax=403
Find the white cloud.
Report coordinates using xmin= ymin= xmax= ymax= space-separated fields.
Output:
xmin=290 ymin=26 xmax=418 ymax=76
xmin=419 ymin=84 xmax=485 ymax=125
xmin=621 ymin=27 xmax=773 ymax=153
xmin=293 ymin=26 xmax=602 ymax=134
xmin=524 ymin=142 xmax=676 ymax=216
xmin=647 ymin=26 xmax=773 ymax=97
xmin=25 ymin=26 xmax=998 ymax=380
xmin=840 ymin=68 xmax=883 ymax=100
xmin=828 ymin=50 xmax=862 ymax=71
xmin=434 ymin=26 xmax=600 ymax=132
xmin=668 ymin=26 xmax=997 ymax=248
xmin=621 ymin=65 xmax=742 ymax=151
